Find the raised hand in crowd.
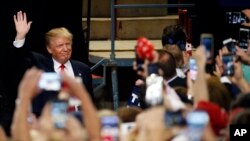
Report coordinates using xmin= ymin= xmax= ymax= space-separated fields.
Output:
xmin=215 ymin=45 xmax=250 ymax=94
xmin=242 ymin=9 xmax=250 ymax=27
xmin=11 ymin=67 xmax=42 ymax=141
xmin=13 ymin=11 xmax=32 ymax=40
xmin=133 ymin=50 xmax=159 ymax=79
xmin=214 ymin=49 xmax=224 ymax=77
xmin=230 ymin=60 xmax=250 ymax=94
xmin=61 ymin=73 xmax=101 ymax=141
xmin=186 ymin=72 xmax=194 ymax=99
xmin=192 ymin=45 xmax=209 ymax=103
xmin=235 ymin=46 xmax=250 ymax=64
xmin=214 ymin=45 xmax=230 ymax=77
xmin=131 ymin=107 xmax=174 ymax=141
xmin=0 ymin=126 xmax=7 ymax=141
xmin=36 ymin=103 xmax=88 ymax=141
xmin=11 ymin=67 xmax=100 ymax=141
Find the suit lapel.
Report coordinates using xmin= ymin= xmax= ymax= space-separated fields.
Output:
xmin=71 ymin=60 xmax=81 ymax=77
xmin=48 ymin=57 xmax=56 ymax=72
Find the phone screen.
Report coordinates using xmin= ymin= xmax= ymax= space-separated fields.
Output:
xmin=101 ymin=115 xmax=119 ymax=141
xmin=226 ymin=12 xmax=247 ymax=24
xmin=164 ymin=111 xmax=186 ymax=127
xmin=189 ymin=58 xmax=198 ymax=80
xmin=239 ymin=28 xmax=249 ymax=51
xmin=222 ymin=54 xmax=234 ymax=76
xmin=223 ymin=38 xmax=236 ymax=54
xmin=186 ymin=110 xmax=209 ymax=141
xmin=39 ymin=72 xmax=61 ymax=91
xmin=200 ymin=34 xmax=214 ymax=59
xmin=51 ymin=99 xmax=68 ymax=129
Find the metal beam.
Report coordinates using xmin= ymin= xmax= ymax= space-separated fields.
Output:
xmin=114 ymin=3 xmax=194 ymax=9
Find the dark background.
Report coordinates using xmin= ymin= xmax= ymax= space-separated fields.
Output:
xmin=191 ymin=0 xmax=250 ymax=50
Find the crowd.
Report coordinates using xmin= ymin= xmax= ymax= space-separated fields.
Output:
xmin=0 ymin=8 xmax=250 ymax=141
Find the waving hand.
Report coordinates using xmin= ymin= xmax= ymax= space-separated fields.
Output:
xmin=13 ymin=11 xmax=32 ymax=40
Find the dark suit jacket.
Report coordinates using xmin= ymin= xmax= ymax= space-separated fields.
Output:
xmin=168 ymin=76 xmax=187 ymax=88
xmin=26 ymin=52 xmax=93 ymax=117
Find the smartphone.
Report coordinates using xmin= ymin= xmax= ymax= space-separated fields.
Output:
xmin=239 ymin=28 xmax=249 ymax=51
xmin=39 ymin=72 xmax=61 ymax=91
xmin=51 ymin=99 xmax=68 ymax=129
xmin=164 ymin=111 xmax=186 ymax=127
xmin=189 ymin=57 xmax=198 ymax=80
xmin=200 ymin=33 xmax=214 ymax=60
xmin=226 ymin=12 xmax=247 ymax=24
xmin=223 ymin=38 xmax=237 ymax=54
xmin=101 ymin=115 xmax=119 ymax=141
xmin=186 ymin=110 xmax=209 ymax=141
xmin=222 ymin=54 xmax=234 ymax=76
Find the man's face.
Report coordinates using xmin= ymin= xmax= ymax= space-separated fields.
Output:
xmin=47 ymin=37 xmax=72 ymax=64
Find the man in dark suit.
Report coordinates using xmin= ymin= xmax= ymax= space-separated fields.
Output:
xmin=13 ymin=11 xmax=93 ymax=116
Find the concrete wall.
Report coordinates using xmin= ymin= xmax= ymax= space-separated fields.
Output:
xmin=82 ymin=16 xmax=178 ymax=40
xmin=82 ymin=0 xmax=168 ymax=17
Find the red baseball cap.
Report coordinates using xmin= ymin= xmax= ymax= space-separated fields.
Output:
xmin=196 ymin=100 xmax=229 ymax=136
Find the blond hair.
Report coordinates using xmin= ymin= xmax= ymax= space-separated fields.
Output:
xmin=45 ymin=27 xmax=73 ymax=45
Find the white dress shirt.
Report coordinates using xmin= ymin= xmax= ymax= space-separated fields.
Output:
xmin=53 ymin=58 xmax=75 ymax=78
xmin=13 ymin=38 xmax=25 ymax=48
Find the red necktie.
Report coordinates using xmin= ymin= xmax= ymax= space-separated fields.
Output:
xmin=59 ymin=64 xmax=65 ymax=72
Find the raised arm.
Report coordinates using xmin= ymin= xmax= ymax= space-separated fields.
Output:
xmin=11 ymin=67 xmax=42 ymax=141
xmin=242 ymin=9 xmax=250 ymax=27
xmin=13 ymin=11 xmax=32 ymax=40
xmin=230 ymin=60 xmax=250 ymax=94
xmin=61 ymin=73 xmax=101 ymax=141
xmin=193 ymin=46 xmax=209 ymax=103
xmin=0 ymin=126 xmax=7 ymax=141
xmin=236 ymin=46 xmax=250 ymax=65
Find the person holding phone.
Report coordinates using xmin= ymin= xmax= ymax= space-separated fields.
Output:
xmin=12 ymin=67 xmax=100 ymax=141
xmin=127 ymin=25 xmax=189 ymax=108
xmin=191 ymin=46 xmax=229 ymax=138
xmin=220 ymin=34 xmax=250 ymax=85
xmin=242 ymin=9 xmax=250 ymax=27
xmin=200 ymin=33 xmax=214 ymax=61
